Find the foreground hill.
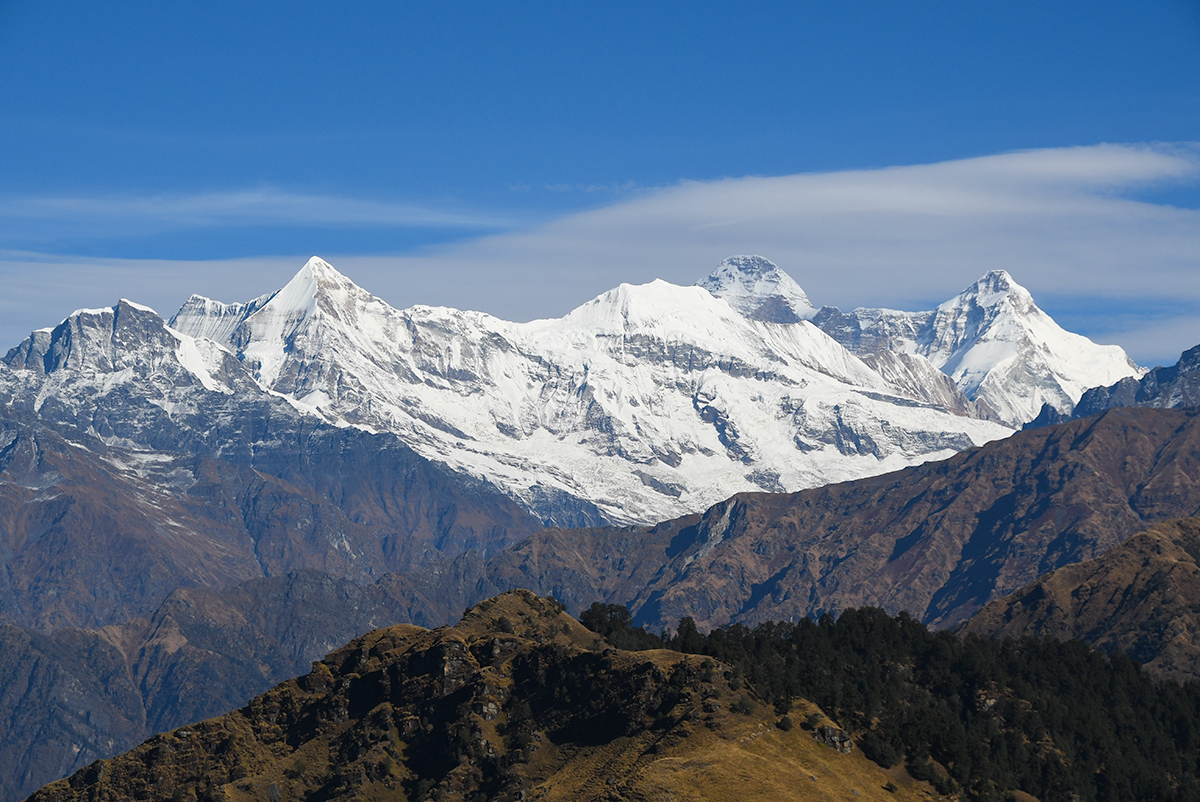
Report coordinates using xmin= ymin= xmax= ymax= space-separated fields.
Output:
xmin=459 ymin=407 xmax=1200 ymax=631
xmin=30 ymin=591 xmax=926 ymax=802
xmin=963 ymin=516 xmax=1200 ymax=683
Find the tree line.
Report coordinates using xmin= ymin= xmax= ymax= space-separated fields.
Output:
xmin=580 ymin=602 xmax=1200 ymax=802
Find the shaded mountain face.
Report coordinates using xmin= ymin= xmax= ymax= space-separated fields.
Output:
xmin=0 ymin=301 xmax=540 ymax=632
xmin=0 ymin=571 xmax=432 ymax=802
xmin=30 ymin=591 xmax=922 ymax=802
xmin=1027 ymin=343 xmax=1200 ymax=428
xmin=415 ymin=408 xmax=1200 ymax=633
xmin=168 ymin=256 xmax=1013 ymax=527
xmin=962 ymin=517 xmax=1200 ymax=684
xmin=812 ymin=270 xmax=1144 ymax=426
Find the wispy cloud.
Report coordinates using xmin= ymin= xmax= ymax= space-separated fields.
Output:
xmin=1 ymin=144 xmax=1198 ymax=367
xmin=0 ymin=188 xmax=514 ymax=239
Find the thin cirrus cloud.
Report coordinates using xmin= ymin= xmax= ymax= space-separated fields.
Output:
xmin=0 ymin=188 xmax=514 ymax=237
xmin=0 ymin=143 xmax=1197 ymax=367
xmin=368 ymin=142 xmax=1200 ymax=366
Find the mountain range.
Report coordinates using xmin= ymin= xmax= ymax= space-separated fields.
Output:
xmin=1 ymin=255 xmax=1190 ymax=801
xmin=397 ymin=406 xmax=1200 ymax=632
xmin=165 ymin=255 xmax=1142 ymax=526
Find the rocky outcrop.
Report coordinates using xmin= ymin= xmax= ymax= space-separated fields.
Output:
xmin=961 ymin=517 xmax=1200 ymax=683
xmin=812 ymin=725 xmax=853 ymax=754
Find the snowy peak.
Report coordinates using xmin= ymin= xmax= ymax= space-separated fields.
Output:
xmin=926 ymin=270 xmax=1039 ymax=374
xmin=697 ymin=255 xmax=816 ymax=323
xmin=943 ymin=269 xmax=1031 ymax=312
xmin=170 ymin=256 xmax=398 ymax=389
xmin=560 ymin=279 xmax=749 ymax=336
xmin=814 ymin=269 xmax=1144 ymax=426
xmin=3 ymin=298 xmax=242 ymax=399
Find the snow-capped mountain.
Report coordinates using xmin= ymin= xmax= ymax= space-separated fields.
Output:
xmin=812 ymin=270 xmax=1144 ymax=426
xmin=697 ymin=255 xmax=816 ymax=323
xmin=0 ymin=299 xmax=542 ymax=629
xmin=170 ymin=257 xmax=1011 ymax=526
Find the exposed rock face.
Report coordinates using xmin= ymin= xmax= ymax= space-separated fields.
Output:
xmin=1027 ymin=343 xmax=1200 ymax=428
xmin=813 ymin=270 xmax=1144 ymax=426
xmin=28 ymin=591 xmax=915 ymax=802
xmin=813 ymin=725 xmax=853 ymax=754
xmin=440 ymin=408 xmax=1200 ymax=632
xmin=962 ymin=517 xmax=1200 ymax=683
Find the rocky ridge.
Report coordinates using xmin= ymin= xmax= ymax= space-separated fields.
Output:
xmin=404 ymin=407 xmax=1200 ymax=632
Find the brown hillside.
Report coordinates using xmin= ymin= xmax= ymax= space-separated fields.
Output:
xmin=30 ymin=591 xmax=934 ymax=802
xmin=962 ymin=516 xmax=1200 ymax=683
xmin=469 ymin=407 xmax=1200 ymax=631
xmin=0 ymin=412 xmax=540 ymax=632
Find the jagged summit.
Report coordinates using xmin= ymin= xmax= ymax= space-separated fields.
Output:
xmin=697 ymin=255 xmax=816 ymax=323
xmin=813 ymin=269 xmax=1144 ymax=426
xmin=273 ymin=255 xmax=365 ymax=312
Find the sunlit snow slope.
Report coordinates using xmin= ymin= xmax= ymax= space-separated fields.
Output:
xmin=171 ymin=257 xmax=1012 ymax=526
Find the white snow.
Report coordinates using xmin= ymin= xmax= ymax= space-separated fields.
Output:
xmin=170 ymin=256 xmax=1013 ymax=526
xmin=822 ymin=270 xmax=1144 ymax=426
xmin=11 ymin=254 xmax=1135 ymax=528
xmin=697 ymin=255 xmax=817 ymax=323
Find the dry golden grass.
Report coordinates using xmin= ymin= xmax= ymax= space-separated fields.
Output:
xmin=530 ymin=698 xmax=943 ymax=802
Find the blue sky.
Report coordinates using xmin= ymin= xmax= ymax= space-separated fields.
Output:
xmin=1 ymin=1 xmax=1198 ymax=365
